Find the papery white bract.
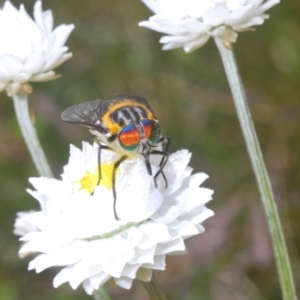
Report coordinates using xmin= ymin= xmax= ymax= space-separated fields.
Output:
xmin=0 ymin=1 xmax=74 ymax=96
xmin=14 ymin=142 xmax=214 ymax=295
xmin=139 ymin=0 xmax=280 ymax=52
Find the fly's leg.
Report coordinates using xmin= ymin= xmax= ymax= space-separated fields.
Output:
xmin=151 ymin=150 xmax=169 ymax=188
xmin=151 ymin=136 xmax=170 ymax=188
xmin=112 ymin=155 xmax=128 ymax=220
xmin=94 ymin=141 xmax=111 ymax=187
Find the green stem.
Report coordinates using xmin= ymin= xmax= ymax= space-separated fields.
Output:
xmin=215 ymin=38 xmax=297 ymax=300
xmin=141 ymin=274 xmax=168 ymax=300
xmin=12 ymin=91 xmax=53 ymax=178
xmin=93 ymin=287 xmax=112 ymax=300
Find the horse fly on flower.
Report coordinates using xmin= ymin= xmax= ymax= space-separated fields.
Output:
xmin=61 ymin=94 xmax=171 ymax=220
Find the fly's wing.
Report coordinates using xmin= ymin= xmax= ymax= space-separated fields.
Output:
xmin=61 ymin=99 xmax=111 ymax=130
xmin=61 ymin=94 xmax=157 ymax=131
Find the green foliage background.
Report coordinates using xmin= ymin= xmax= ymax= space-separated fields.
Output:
xmin=0 ymin=0 xmax=299 ymax=299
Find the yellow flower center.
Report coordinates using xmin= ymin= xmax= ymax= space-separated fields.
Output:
xmin=80 ymin=163 xmax=118 ymax=193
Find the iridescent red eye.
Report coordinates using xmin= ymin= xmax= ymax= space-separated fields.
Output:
xmin=118 ymin=120 xmax=161 ymax=151
xmin=142 ymin=119 xmax=161 ymax=144
xmin=118 ymin=123 xmax=140 ymax=151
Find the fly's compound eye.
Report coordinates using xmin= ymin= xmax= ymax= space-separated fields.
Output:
xmin=118 ymin=120 xmax=161 ymax=151
xmin=142 ymin=119 xmax=161 ymax=144
xmin=118 ymin=123 xmax=140 ymax=151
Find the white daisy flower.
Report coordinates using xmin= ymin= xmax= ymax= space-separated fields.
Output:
xmin=139 ymin=0 xmax=280 ymax=52
xmin=0 ymin=1 xmax=74 ymax=96
xmin=14 ymin=142 xmax=214 ymax=295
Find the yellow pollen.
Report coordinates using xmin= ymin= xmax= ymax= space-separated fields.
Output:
xmin=80 ymin=163 xmax=118 ymax=193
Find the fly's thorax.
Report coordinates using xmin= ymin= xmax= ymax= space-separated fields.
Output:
xmin=104 ymin=101 xmax=157 ymax=129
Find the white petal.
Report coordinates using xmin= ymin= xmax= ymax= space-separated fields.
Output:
xmin=142 ymin=254 xmax=166 ymax=270
xmin=41 ymin=46 xmax=66 ymax=70
xmin=120 ymin=263 xmax=141 ymax=279
xmin=42 ymin=10 xmax=53 ymax=34
xmin=171 ymin=219 xmax=200 ymax=236
xmin=30 ymin=71 xmax=60 ymax=82
xmin=13 ymin=211 xmax=38 ymax=236
xmin=23 ymin=51 xmax=46 ymax=74
xmin=189 ymin=173 xmax=209 ymax=187
xmin=28 ymin=245 xmax=82 ymax=273
xmin=13 ymin=72 xmax=30 ymax=82
xmin=15 ymin=211 xmax=46 ymax=232
xmin=114 ymin=276 xmax=134 ymax=289
xmin=6 ymin=82 xmax=20 ymax=96
xmin=232 ymin=16 xmax=264 ymax=30
xmin=255 ymin=0 xmax=280 ymax=14
xmin=183 ymin=37 xmax=211 ymax=52
xmin=182 ymin=19 xmax=208 ymax=33
xmin=82 ymin=281 xmax=96 ymax=295
xmin=128 ymin=245 xmax=156 ymax=264
xmin=83 ymin=273 xmax=110 ymax=295
xmin=0 ymin=8 xmax=32 ymax=59
xmin=56 ymin=261 xmax=100 ymax=290
xmin=54 ymin=267 xmax=74 ymax=288
xmin=151 ymin=189 xmax=189 ymax=223
xmin=138 ymin=222 xmax=170 ymax=250
xmin=162 ymin=41 xmax=187 ymax=51
xmin=51 ymin=24 xmax=75 ymax=52
xmin=195 ymin=207 xmax=215 ymax=223
xmin=0 ymin=54 xmax=22 ymax=77
xmin=33 ymin=1 xmax=47 ymax=33
xmin=141 ymin=0 xmax=164 ymax=14
xmin=203 ymin=4 xmax=230 ymax=26
xmin=0 ymin=67 xmax=10 ymax=82
xmin=180 ymin=205 xmax=213 ymax=224
xmin=18 ymin=4 xmax=43 ymax=52
xmin=140 ymin=16 xmax=183 ymax=35
xmin=159 ymin=150 xmax=191 ymax=194
xmin=156 ymin=238 xmax=185 ymax=255
xmin=83 ymin=274 xmax=110 ymax=295
xmin=3 ymin=1 xmax=19 ymax=14
xmin=69 ymin=265 xmax=102 ymax=289
xmin=160 ymin=34 xmax=196 ymax=44
xmin=43 ymin=49 xmax=73 ymax=72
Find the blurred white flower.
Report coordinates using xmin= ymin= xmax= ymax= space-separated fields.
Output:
xmin=15 ymin=142 xmax=214 ymax=295
xmin=0 ymin=1 xmax=74 ymax=96
xmin=139 ymin=0 xmax=279 ymax=52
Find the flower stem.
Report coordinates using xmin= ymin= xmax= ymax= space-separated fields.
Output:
xmin=215 ymin=37 xmax=297 ymax=300
xmin=93 ymin=287 xmax=112 ymax=300
xmin=12 ymin=91 xmax=53 ymax=178
xmin=141 ymin=274 xmax=168 ymax=300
